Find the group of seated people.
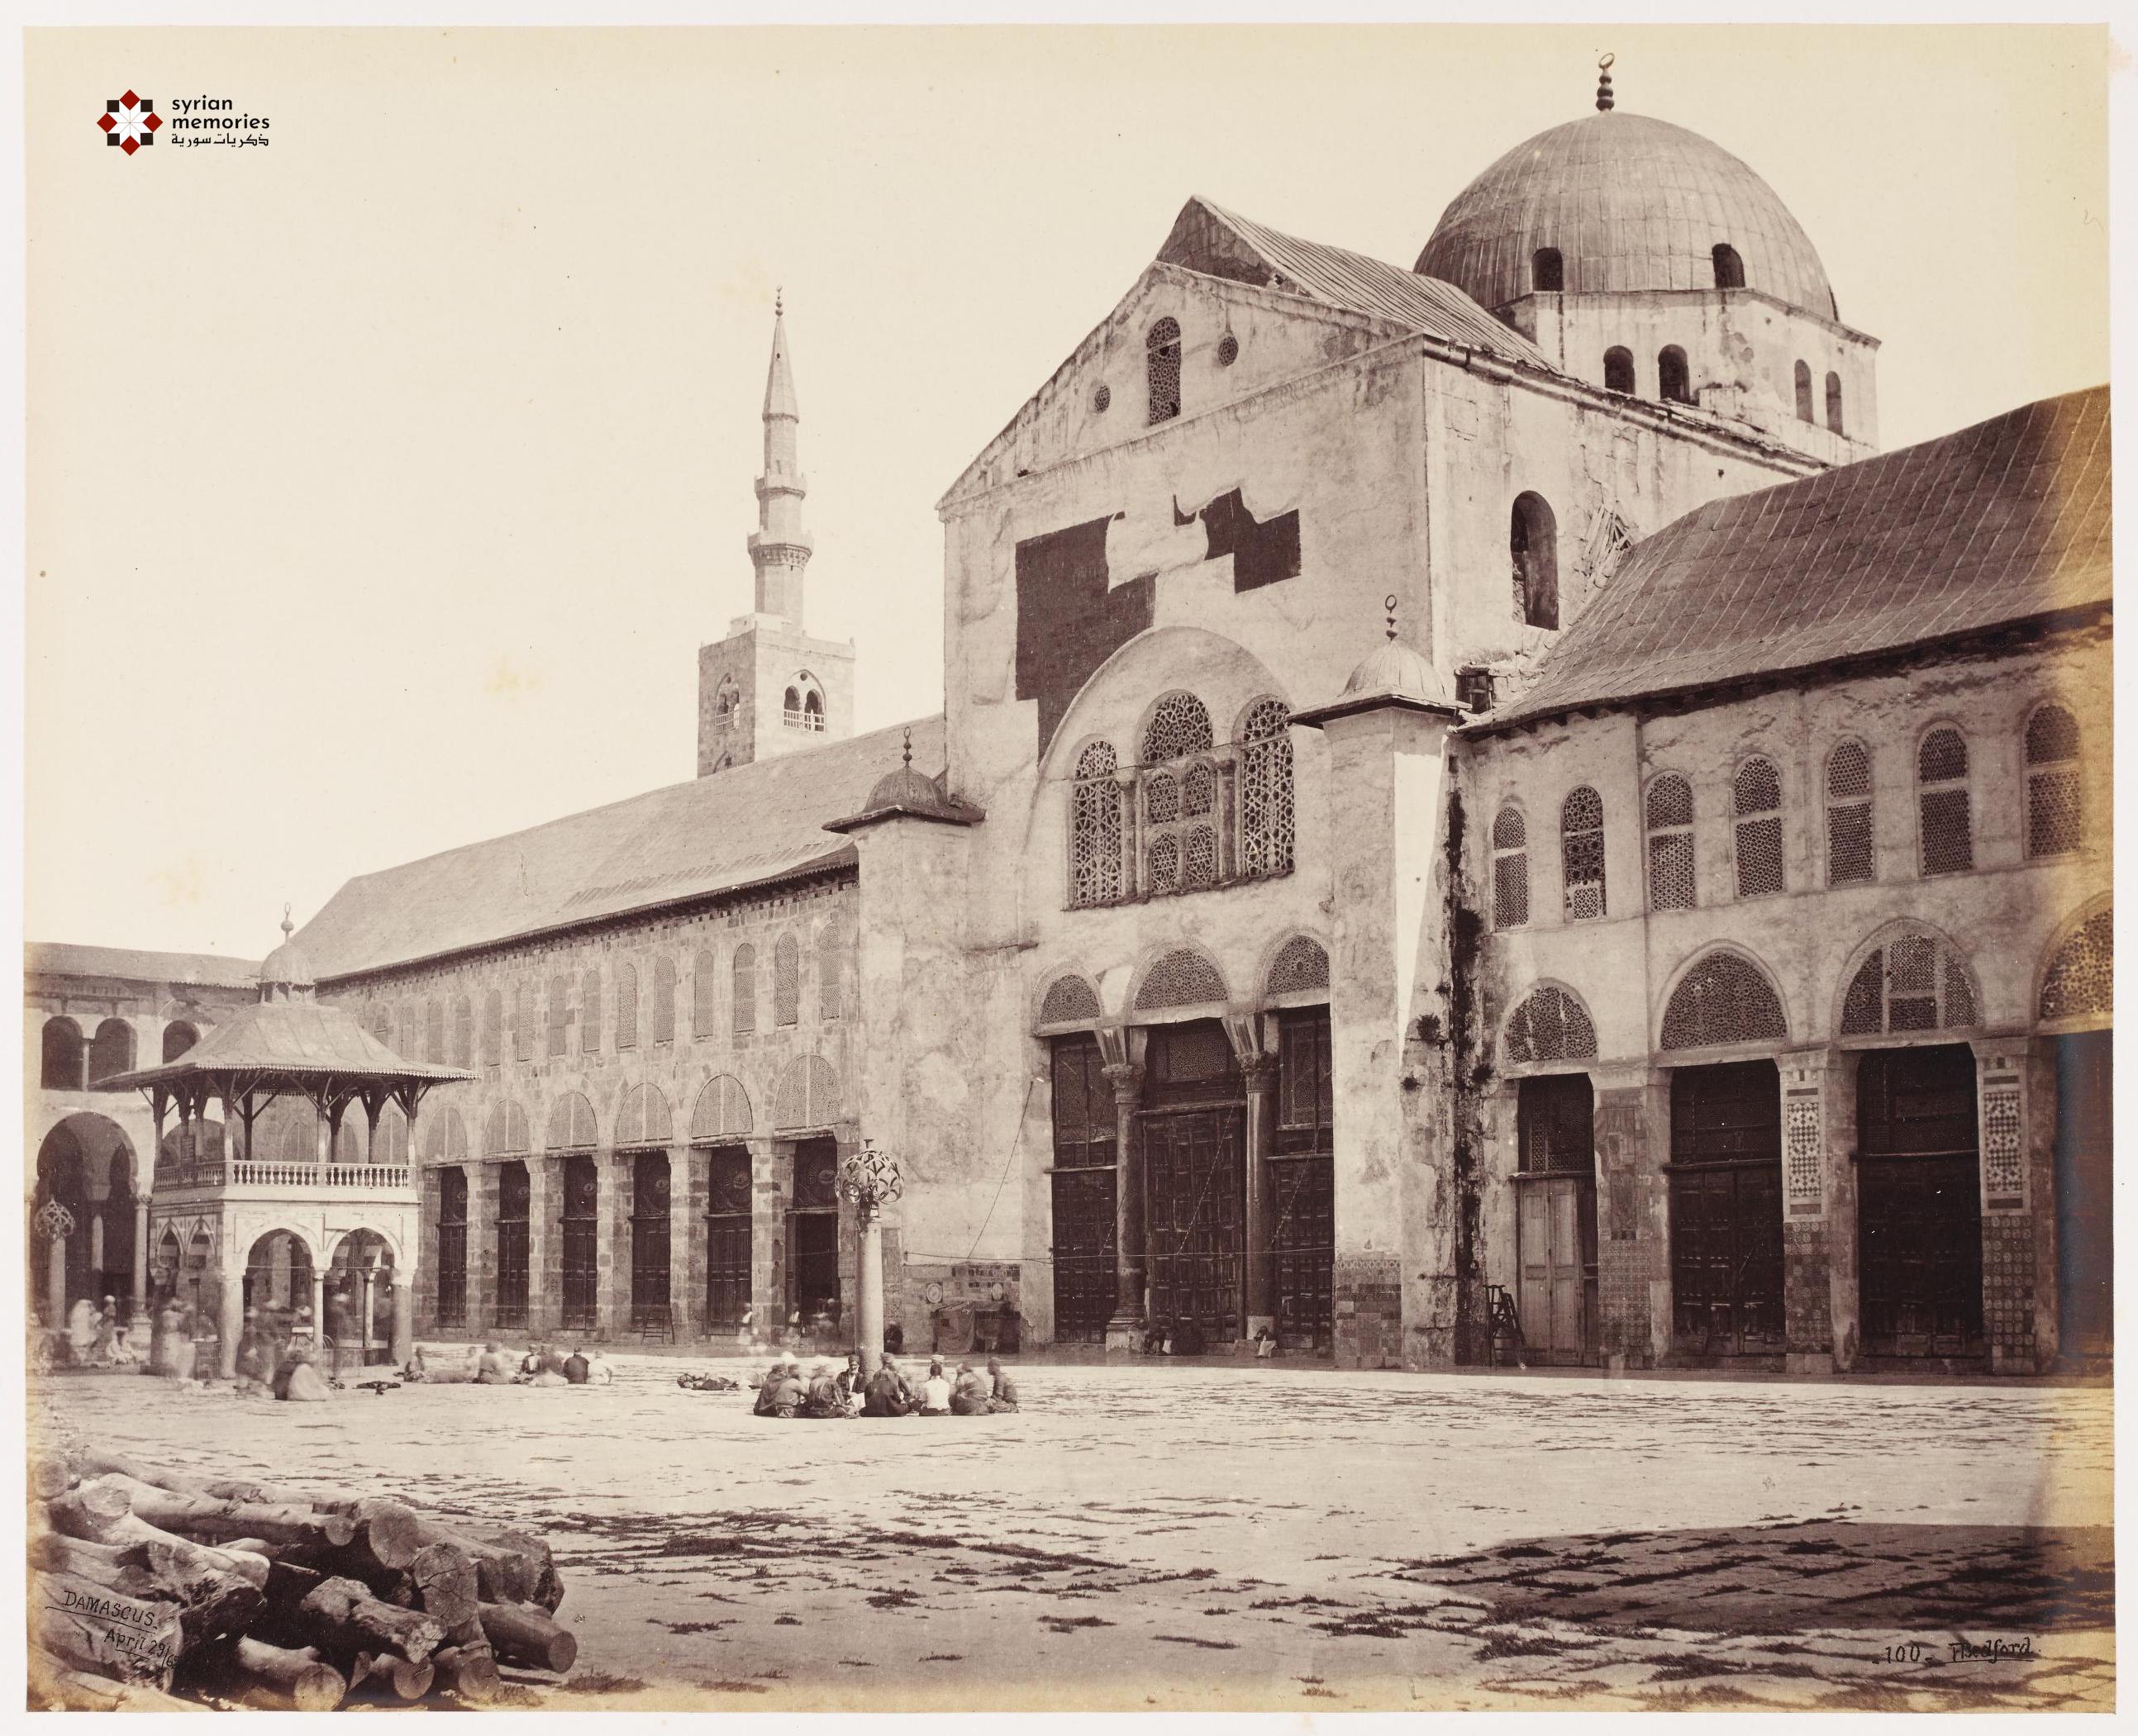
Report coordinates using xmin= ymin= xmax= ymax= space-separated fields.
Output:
xmin=753 ymin=1352 xmax=1020 ymax=1418
xmin=232 ymin=1310 xmax=334 ymax=1401
xmin=427 ymin=1341 xmax=616 ymax=1386
xmin=39 ymin=1296 xmax=139 ymax=1371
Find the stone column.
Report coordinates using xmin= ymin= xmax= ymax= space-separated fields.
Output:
xmin=1101 ymin=1062 xmax=1145 ymax=1353
xmin=311 ymin=1268 xmax=327 ymax=1352
xmin=856 ymin=1202 xmax=885 ymax=1377
xmin=390 ymin=1279 xmax=414 ymax=1366
xmin=1240 ymin=1050 xmax=1279 ymax=1343
xmin=469 ymin=1162 xmax=500 ymax=1336
xmin=131 ymin=1193 xmax=150 ymax=1321
xmin=674 ymin=1146 xmax=707 ymax=1341
xmin=217 ymin=1268 xmax=244 ymax=1380
xmin=526 ymin=1155 xmax=559 ymax=1337
xmin=360 ymin=1268 xmax=377 ymax=1365
xmin=1971 ymin=1035 xmax=2041 ymax=1374
xmin=416 ymin=1165 xmax=441 ymax=1330
xmin=1115 ymin=770 xmax=1142 ymax=899
xmin=1777 ymin=1048 xmax=1840 ymax=1374
xmin=314 ymin=1101 xmax=331 ymax=1180
xmin=1821 ymin=1049 xmax=1864 ymax=1372
xmin=1589 ymin=1065 xmax=1671 ymax=1371
xmin=88 ymin=1210 xmax=106 ymax=1287
xmin=45 ymin=1220 xmax=68 ymax=1328
xmin=596 ymin=1153 xmax=626 ymax=1341
xmin=749 ymin=1136 xmax=783 ymax=1339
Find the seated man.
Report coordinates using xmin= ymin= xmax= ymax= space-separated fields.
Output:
xmin=764 ymin=1359 xmax=809 ymax=1418
xmin=950 ymin=1361 xmax=993 ymax=1416
xmin=862 ymin=1357 xmax=913 ymax=1417
xmin=585 ymin=1349 xmax=614 ymax=1386
xmin=751 ymin=1356 xmax=789 ymax=1415
xmin=402 ymin=1346 xmax=429 ymax=1382
xmin=918 ymin=1359 xmax=952 ymax=1415
xmin=985 ymin=1355 xmax=1020 ymax=1413
xmin=802 ymin=1360 xmax=847 ymax=1419
xmin=562 ymin=1348 xmax=590 ymax=1385
xmin=537 ymin=1344 xmax=569 ymax=1377
xmin=517 ymin=1344 xmax=543 ymax=1379
xmin=474 ymin=1341 xmax=512 ymax=1384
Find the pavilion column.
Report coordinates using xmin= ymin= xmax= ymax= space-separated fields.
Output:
xmin=45 ymin=1223 xmax=68 ymax=1328
xmin=217 ymin=1266 xmax=244 ymax=1380
xmin=311 ymin=1268 xmax=326 ymax=1352
xmin=360 ymin=1267 xmax=378 ymax=1366
xmin=88 ymin=1210 xmax=106 ymax=1287
xmin=390 ymin=1277 xmax=414 ymax=1365
xmin=1241 ymin=1050 xmax=1279 ymax=1343
xmin=315 ymin=1101 xmax=331 ymax=1180
xmin=1102 ymin=1062 xmax=1146 ymax=1353
xmin=367 ymin=1100 xmax=382 ymax=1172
xmin=131 ymin=1192 xmax=150 ymax=1321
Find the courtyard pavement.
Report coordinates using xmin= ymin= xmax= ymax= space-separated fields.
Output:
xmin=29 ymin=1353 xmax=2115 ymax=1712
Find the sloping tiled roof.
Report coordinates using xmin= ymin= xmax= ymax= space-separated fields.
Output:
xmin=1159 ymin=197 xmax=1557 ymax=373
xmin=297 ymin=716 xmax=945 ymax=981
xmin=25 ymin=943 xmax=260 ymax=990
xmin=102 ymin=996 xmax=471 ymax=1090
xmin=1488 ymin=387 xmax=2111 ymax=729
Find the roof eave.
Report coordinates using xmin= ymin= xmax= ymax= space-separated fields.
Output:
xmin=1290 ymin=692 xmax=1469 ymax=730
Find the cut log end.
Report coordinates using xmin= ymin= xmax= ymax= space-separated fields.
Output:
xmin=479 ymin=1600 xmax=579 ymax=1674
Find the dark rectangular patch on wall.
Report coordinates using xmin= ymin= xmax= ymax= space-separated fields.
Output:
xmin=1015 ymin=515 xmax=1155 ymax=759
xmin=1183 ymin=488 xmax=1302 ymax=593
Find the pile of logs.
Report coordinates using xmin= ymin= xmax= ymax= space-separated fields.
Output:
xmin=28 ymin=1448 xmax=579 ymax=1711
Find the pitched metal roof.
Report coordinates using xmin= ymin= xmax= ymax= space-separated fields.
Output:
xmin=100 ymin=996 xmax=472 ymax=1091
xmin=1487 ymin=386 xmax=2111 ymax=729
xmin=295 ymin=716 xmax=945 ymax=981
xmin=1159 ymin=197 xmax=1557 ymax=373
xmin=24 ymin=942 xmax=261 ymax=990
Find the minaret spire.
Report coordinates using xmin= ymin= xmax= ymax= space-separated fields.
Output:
xmin=748 ymin=292 xmax=812 ymax=623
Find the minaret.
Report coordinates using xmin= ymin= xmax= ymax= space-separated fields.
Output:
xmin=697 ymin=293 xmax=856 ymax=778
xmin=748 ymin=292 xmax=813 ymax=624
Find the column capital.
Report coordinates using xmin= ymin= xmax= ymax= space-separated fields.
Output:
xmin=1240 ymin=1053 xmax=1279 ymax=1088
xmin=1101 ymin=1062 xmax=1144 ymax=1105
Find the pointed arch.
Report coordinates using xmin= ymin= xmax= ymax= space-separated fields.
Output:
xmin=772 ymin=1055 xmax=840 ymax=1132
xmin=1833 ymin=921 xmax=1980 ymax=1039
xmin=1132 ymin=947 xmax=1228 ymax=1013
xmin=1502 ymin=983 xmax=1599 ymax=1066
xmin=616 ymin=1082 xmax=674 ymax=1148
xmin=422 ymin=1107 xmax=470 ymax=1163
xmin=690 ymin=1073 xmax=754 ymax=1143
xmin=1659 ymin=947 xmax=1789 ymax=1052
xmin=545 ymin=1090 xmax=599 ymax=1153
xmin=1264 ymin=935 xmax=1330 ymax=1000
xmin=693 ymin=948 xmax=721 ymax=1037
xmin=2037 ymin=899 xmax=2112 ymax=1029
xmin=1038 ymin=972 xmax=1102 ymax=1029
xmin=483 ymin=1099 xmax=531 ymax=1156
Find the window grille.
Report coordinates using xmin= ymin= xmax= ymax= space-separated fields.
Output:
xmin=1183 ymin=825 xmax=1219 ymax=887
xmin=486 ymin=1101 xmax=530 ymax=1156
xmin=425 ymin=999 xmax=445 ymax=1063
xmin=371 ymin=1006 xmax=390 ymax=1046
xmin=1659 ymin=951 xmax=1788 ymax=1050
xmin=1146 ymin=834 xmax=1180 ymax=894
xmin=1825 ymin=741 xmax=1874 ymax=885
xmin=579 ymin=968 xmax=602 ymax=1052
xmin=1182 ymin=761 xmax=1215 ymax=817
xmin=512 ymin=984 xmax=534 ymax=1062
xmin=1146 ymin=771 xmax=1180 ymax=825
xmin=616 ymin=963 xmax=639 ymax=1050
xmin=1560 ymin=787 xmax=1607 ymax=920
xmin=691 ymin=1073 xmax=754 ymax=1142
xmin=1645 ymin=774 xmax=1696 ymax=910
xmin=819 ymin=929 xmax=843 ymax=1020
xmin=1142 ymin=693 xmax=1212 ymax=764
xmin=1492 ymin=806 xmax=1530 ymax=929
xmin=1069 ymin=741 xmax=1123 ymax=909
xmin=1145 ymin=316 xmax=1182 ymax=424
xmin=482 ymin=991 xmax=502 ymax=1067
xmin=1733 ymin=757 xmax=1784 ymax=898
xmin=2040 ymin=909 xmax=2112 ymax=1023
xmin=1040 ymin=974 xmax=1102 ymax=1025
xmin=731 ymin=945 xmax=756 ymax=1035
xmin=451 ymin=996 xmax=474 ymax=1067
xmin=773 ymin=1054 xmax=840 ymax=1131
xmin=1265 ymin=935 xmax=1330 ymax=997
xmin=1504 ymin=985 xmax=1598 ymax=1065
xmin=2025 ymin=703 xmax=2083 ymax=858
xmin=1050 ymin=1034 xmax=1117 ymax=1167
xmin=1238 ymin=698 xmax=1294 ymax=878
xmin=1519 ymin=1074 xmax=1594 ymax=1174
xmin=693 ymin=950 xmax=719 ymax=1038
xmin=548 ymin=1091 xmax=598 ymax=1153
xmin=1917 ymin=727 xmax=1974 ymax=876
xmin=546 ymin=975 xmax=569 ymax=1058
xmin=774 ymin=933 xmax=801 ymax=1027
xmin=650 ymin=956 xmax=676 ymax=1044
xmin=1217 ymin=332 xmax=1240 ymax=367
xmin=1134 ymin=949 xmax=1227 ymax=1011
xmin=1839 ymin=931 xmax=1978 ymax=1036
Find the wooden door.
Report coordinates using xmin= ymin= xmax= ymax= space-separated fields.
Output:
xmin=560 ymin=1154 xmax=598 ymax=1332
xmin=436 ymin=1167 xmax=468 ymax=1329
xmin=1857 ymin=1045 xmax=1983 ymax=1358
xmin=704 ymin=1146 xmax=753 ymax=1327
xmin=2056 ymin=1030 xmax=2113 ymax=1361
xmin=1143 ymin=1106 xmax=1245 ymax=1340
xmin=1269 ymin=1156 xmax=1333 ymax=1350
xmin=1050 ymin=1165 xmax=1117 ymax=1343
xmin=495 ymin=1162 xmax=530 ymax=1329
xmin=1669 ymin=1062 xmax=1784 ymax=1355
xmin=1517 ymin=1176 xmax=1593 ymax=1361
xmin=629 ymin=1151 xmax=671 ymax=1327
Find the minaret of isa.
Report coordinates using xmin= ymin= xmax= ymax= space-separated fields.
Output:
xmin=697 ymin=293 xmax=855 ymax=778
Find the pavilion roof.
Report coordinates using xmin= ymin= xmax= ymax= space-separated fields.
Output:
xmin=100 ymin=995 xmax=473 ymax=1094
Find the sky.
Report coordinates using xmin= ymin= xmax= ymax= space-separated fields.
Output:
xmin=23 ymin=23 xmax=2112 ymax=960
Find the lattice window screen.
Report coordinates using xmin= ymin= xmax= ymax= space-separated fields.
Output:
xmin=451 ymin=997 xmax=474 ymax=1068
xmin=2039 ymin=909 xmax=2112 ymax=1023
xmin=1504 ymin=986 xmax=1598 ymax=1064
xmin=1239 ymin=698 xmax=1295 ymax=878
xmin=1265 ymin=935 xmax=1330 ymax=996
xmin=545 ymin=976 xmax=569 ymax=1058
xmin=1145 ymin=316 xmax=1182 ymax=424
xmin=650 ymin=957 xmax=677 ymax=1044
xmin=1069 ymin=741 xmax=1123 ymax=909
xmin=1645 ymin=775 xmax=1696 ymax=911
xmin=1917 ymin=728 xmax=1974 ymax=876
xmin=1491 ymin=807 xmax=1529 ymax=930
xmin=730 ymin=947 xmax=755 ymax=1035
xmin=773 ymin=1055 xmax=840 ymax=1131
xmin=579 ymin=968 xmax=602 ymax=1053
xmin=1659 ymin=951 xmax=1788 ymax=1049
xmin=512 ymin=985 xmax=534 ymax=1062
xmin=774 ymin=934 xmax=801 ymax=1027
xmin=1183 ymin=825 xmax=1219 ymax=887
xmin=426 ymin=1000 xmax=445 ymax=1063
xmin=482 ymin=992 xmax=502 ymax=1067
xmin=1560 ymin=787 xmax=1607 ymax=921
xmin=1839 ymin=932 xmax=1978 ymax=1035
xmin=1146 ymin=835 xmax=1180 ymax=895
xmin=1040 ymin=974 xmax=1102 ymax=1025
xmin=691 ymin=1073 xmax=753 ymax=1142
xmin=1135 ymin=949 xmax=1227 ymax=1011
xmin=1141 ymin=693 xmax=1212 ymax=764
xmin=1733 ymin=758 xmax=1784 ymax=898
xmin=819 ymin=930 xmax=844 ymax=1020
xmin=616 ymin=963 xmax=639 ymax=1051
xmin=1825 ymin=741 xmax=1874 ymax=886
xmin=687 ymin=952 xmax=715 ymax=1038
xmin=2025 ymin=704 xmax=2083 ymax=858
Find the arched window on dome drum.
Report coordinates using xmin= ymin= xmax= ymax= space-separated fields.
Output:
xmin=2024 ymin=703 xmax=2083 ymax=858
xmin=1511 ymin=492 xmax=1559 ymax=629
xmin=693 ymin=949 xmax=719 ymax=1038
xmin=774 ymin=933 xmax=801 ymax=1027
xmin=1645 ymin=774 xmax=1696 ymax=911
xmin=1602 ymin=347 xmax=1635 ymax=396
xmin=1793 ymin=360 xmax=1815 ymax=424
xmin=1492 ymin=806 xmax=1529 ymax=930
xmin=1825 ymin=371 xmax=1844 ymax=435
xmin=1917 ymin=726 xmax=1974 ymax=876
xmin=1658 ymin=345 xmax=1693 ymax=406
xmin=1712 ymin=243 xmax=1745 ymax=290
xmin=615 ymin=963 xmax=639 ymax=1050
xmin=1825 ymin=740 xmax=1875 ymax=886
xmin=1238 ymin=698 xmax=1293 ymax=879
xmin=1068 ymin=740 xmax=1122 ymax=909
xmin=579 ymin=968 xmax=601 ymax=1053
xmin=1532 ymin=247 xmax=1564 ymax=293
xmin=650 ymin=956 xmax=678 ymax=1044
xmin=1732 ymin=758 xmax=1784 ymax=899
xmin=1146 ymin=316 xmax=1182 ymax=425
xmin=1561 ymin=787 xmax=1606 ymax=921
xmin=731 ymin=945 xmax=756 ymax=1036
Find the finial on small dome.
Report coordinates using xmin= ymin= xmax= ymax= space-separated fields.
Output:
xmin=774 ymin=285 xmax=783 ymax=316
xmin=902 ymin=726 xmax=912 ymax=768
xmin=1595 ymin=52 xmax=1615 ymax=112
xmin=281 ymin=903 xmax=293 ymax=941
xmin=1384 ymin=593 xmax=1399 ymax=642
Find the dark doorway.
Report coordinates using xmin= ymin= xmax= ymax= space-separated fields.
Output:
xmin=1049 ymin=1034 xmax=1118 ymax=1342
xmin=1857 ymin=1044 xmax=1983 ymax=1358
xmin=2055 ymin=1030 xmax=2112 ymax=1363
xmin=788 ymin=1136 xmax=841 ymax=1327
xmin=437 ymin=1167 xmax=468 ymax=1329
xmin=561 ymin=1154 xmax=598 ymax=1333
xmin=496 ymin=1161 xmax=530 ymax=1329
xmin=1272 ymin=1006 xmax=1334 ymax=1351
xmin=629 ymin=1151 xmax=671 ymax=1331
xmin=1517 ymin=1073 xmax=1598 ymax=1363
xmin=1141 ymin=1019 xmax=1245 ymax=1343
xmin=704 ymin=1145 xmax=754 ymax=1329
xmin=1669 ymin=1060 xmax=1784 ymax=1356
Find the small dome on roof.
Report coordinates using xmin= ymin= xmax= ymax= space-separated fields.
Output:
xmin=865 ymin=763 xmax=950 ymax=815
xmin=260 ymin=911 xmax=314 ymax=993
xmin=1340 ymin=636 xmax=1457 ymax=710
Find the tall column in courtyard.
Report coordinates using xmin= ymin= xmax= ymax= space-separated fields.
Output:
xmin=1240 ymin=1047 xmax=1279 ymax=1343
xmin=674 ymin=1145 xmax=707 ymax=1340
xmin=1101 ymin=1061 xmax=1145 ymax=1353
xmin=390 ymin=1275 xmax=414 ymax=1366
xmin=596 ymin=1153 xmax=625 ymax=1340
xmin=1293 ymin=616 xmax=1465 ymax=1370
xmin=311 ymin=1267 xmax=327 ymax=1351
xmin=748 ymin=1136 xmax=782 ymax=1334
xmin=526 ymin=1156 xmax=559 ymax=1335
xmin=131 ymin=1189 xmax=150 ymax=1321
xmin=217 ymin=1263 xmax=244 ymax=1380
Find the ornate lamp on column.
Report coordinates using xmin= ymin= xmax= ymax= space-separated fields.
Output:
xmin=35 ymin=1199 xmax=74 ymax=1331
xmin=839 ymin=1140 xmax=902 ymax=1377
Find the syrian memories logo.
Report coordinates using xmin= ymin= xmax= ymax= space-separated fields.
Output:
xmin=98 ymin=91 xmax=161 ymax=154
xmin=98 ymin=90 xmax=273 ymax=154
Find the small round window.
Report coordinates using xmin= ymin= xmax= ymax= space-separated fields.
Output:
xmin=1092 ymin=383 xmax=1111 ymax=413
xmin=1217 ymin=333 xmax=1240 ymax=367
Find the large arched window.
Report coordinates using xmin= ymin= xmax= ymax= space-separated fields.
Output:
xmin=1069 ymin=740 xmax=1122 ymax=910
xmin=426 ymin=999 xmax=445 ymax=1063
xmin=451 ymin=996 xmax=474 ymax=1067
xmin=162 ymin=1020 xmax=199 ymax=1063
xmin=1793 ymin=360 xmax=1815 ymax=423
xmin=1660 ymin=950 xmax=1788 ymax=1050
xmin=578 ymin=969 xmax=602 ymax=1053
xmin=1732 ymin=757 xmax=1784 ymax=898
xmin=2024 ymin=702 xmax=2083 ymax=858
xmin=783 ymin=673 xmax=825 ymax=733
xmin=481 ymin=991 xmax=503 ymax=1067
xmin=1140 ymin=693 xmax=1216 ymax=899
xmin=1492 ymin=806 xmax=1529 ymax=930
xmin=1145 ymin=316 xmax=1182 ymax=424
xmin=88 ymin=1018 xmax=135 ymax=1087
xmin=731 ymin=944 xmax=757 ymax=1035
xmin=1602 ymin=347 xmax=1635 ymax=396
xmin=650 ymin=956 xmax=678 ymax=1044
xmin=1917 ymin=726 xmax=1974 ymax=876
xmin=615 ymin=962 xmax=639 ymax=1050
xmin=1511 ymin=492 xmax=1559 ymax=629
xmin=1840 ymin=930 xmax=1977 ymax=1036
xmin=546 ymin=975 xmax=570 ymax=1057
xmin=2040 ymin=907 xmax=2112 ymax=1025
xmin=1238 ymin=697 xmax=1294 ymax=878
xmin=1825 ymin=740 xmax=1874 ymax=885
xmin=1560 ymin=787 xmax=1606 ymax=921
xmin=1825 ymin=371 xmax=1844 ymax=435
xmin=1532 ymin=247 xmax=1564 ymax=292
xmin=774 ymin=933 xmax=801 ymax=1027
xmin=693 ymin=949 xmax=720 ymax=1037
xmin=1503 ymin=985 xmax=1598 ymax=1065
xmin=713 ymin=676 xmax=740 ymax=729
xmin=1657 ymin=345 xmax=1693 ymax=405
xmin=1712 ymin=243 xmax=1745 ymax=289
xmin=512 ymin=983 xmax=535 ymax=1062
xmin=1645 ymin=774 xmax=1696 ymax=910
